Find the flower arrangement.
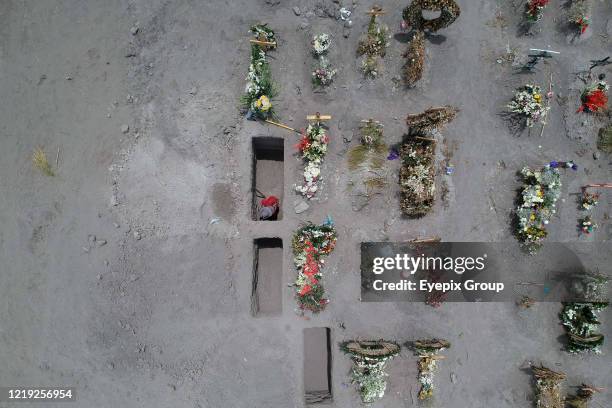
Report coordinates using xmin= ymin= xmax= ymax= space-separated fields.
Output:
xmin=561 ymin=302 xmax=608 ymax=353
xmin=515 ymin=165 xmax=561 ymax=253
xmin=312 ymin=33 xmax=331 ymax=55
xmin=577 ymin=81 xmax=608 ymax=113
xmin=400 ymin=139 xmax=435 ymax=217
xmin=507 ymin=84 xmax=549 ymax=127
xmin=292 ymin=222 xmax=337 ymax=313
xmin=241 ymin=24 xmax=277 ymax=120
xmin=402 ymin=0 xmax=461 ymax=33
xmin=409 ymin=339 xmax=450 ymax=400
xmin=532 ymin=365 xmax=566 ymax=408
xmin=357 ymin=7 xmax=389 ymax=78
xmin=581 ymin=192 xmax=599 ymax=211
xmin=340 ymin=340 xmax=401 ymax=403
xmin=295 ymin=123 xmax=329 ymax=198
xmin=311 ymin=34 xmax=336 ymax=87
xmin=568 ymin=0 xmax=591 ymax=34
xmin=525 ymin=0 xmax=549 ymax=22
xmin=403 ymin=31 xmax=425 ymax=86
xmin=406 ymin=106 xmax=459 ymax=134
xmin=579 ymin=215 xmax=597 ymax=234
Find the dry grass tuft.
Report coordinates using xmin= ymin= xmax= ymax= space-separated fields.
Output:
xmin=33 ymin=147 xmax=55 ymax=176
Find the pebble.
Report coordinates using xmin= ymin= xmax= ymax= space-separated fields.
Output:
xmin=82 ymin=247 xmax=90 ymax=253
xmin=133 ymin=231 xmax=141 ymax=240
xmin=121 ymin=124 xmax=130 ymax=134
xmin=294 ymin=200 xmax=310 ymax=214
xmin=344 ymin=20 xmax=352 ymax=28
xmin=593 ymin=151 xmax=600 ymax=160
xmin=188 ymin=86 xmax=198 ymax=95
xmin=292 ymin=6 xmax=301 ymax=16
xmin=88 ymin=234 xmax=97 ymax=243
xmin=113 ymin=222 xmax=120 ymax=228
xmin=130 ymin=26 xmax=139 ymax=35
xmin=97 ymin=239 xmax=107 ymax=247
xmin=110 ymin=194 xmax=119 ymax=206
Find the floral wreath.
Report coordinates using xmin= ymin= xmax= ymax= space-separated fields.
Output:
xmin=402 ymin=0 xmax=461 ymax=33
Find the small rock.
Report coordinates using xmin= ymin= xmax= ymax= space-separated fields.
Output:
xmin=294 ymin=200 xmax=310 ymax=214
xmin=133 ymin=231 xmax=141 ymax=240
xmin=344 ymin=20 xmax=353 ymax=28
xmin=188 ymin=86 xmax=198 ymax=95
xmin=97 ymin=239 xmax=107 ymax=247
xmin=126 ymin=94 xmax=133 ymax=103
xmin=107 ymin=362 xmax=115 ymax=370
xmin=450 ymin=372 xmax=457 ymax=383
xmin=97 ymin=274 xmax=103 ymax=280
xmin=65 ymin=75 xmax=72 ymax=80
xmin=113 ymin=222 xmax=120 ymax=228
xmin=120 ymin=124 xmax=130 ymax=134
xmin=110 ymin=194 xmax=119 ymax=206
xmin=292 ymin=6 xmax=301 ymax=16
xmin=593 ymin=151 xmax=600 ymax=160
xmin=130 ymin=26 xmax=139 ymax=35
xmin=82 ymin=247 xmax=90 ymax=253
xmin=88 ymin=234 xmax=97 ymax=243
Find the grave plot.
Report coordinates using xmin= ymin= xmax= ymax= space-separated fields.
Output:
xmin=252 ymin=137 xmax=284 ymax=221
xmin=250 ymin=238 xmax=283 ymax=316
xmin=303 ymin=327 xmax=332 ymax=404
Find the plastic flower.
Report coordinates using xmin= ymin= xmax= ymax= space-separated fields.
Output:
xmin=255 ymin=95 xmax=271 ymax=112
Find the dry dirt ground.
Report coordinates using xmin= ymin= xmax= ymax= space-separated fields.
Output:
xmin=1 ymin=0 xmax=611 ymax=407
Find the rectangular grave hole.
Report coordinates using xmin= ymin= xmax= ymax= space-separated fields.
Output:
xmin=304 ymin=327 xmax=332 ymax=405
xmin=252 ymin=137 xmax=284 ymax=221
xmin=251 ymin=238 xmax=283 ymax=316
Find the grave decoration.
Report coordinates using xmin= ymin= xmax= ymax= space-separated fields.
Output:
xmin=312 ymin=33 xmax=336 ymax=87
xmin=295 ymin=114 xmax=331 ymax=199
xmin=400 ymin=106 xmax=458 ymax=217
xmin=561 ymin=302 xmax=608 ymax=353
xmin=401 ymin=0 xmax=460 ymax=86
xmin=525 ymin=0 xmax=549 ymax=23
xmin=403 ymin=31 xmax=425 ymax=87
xmin=357 ymin=6 xmax=389 ymax=78
xmin=514 ymin=164 xmax=561 ymax=254
xmin=292 ymin=220 xmax=337 ymax=314
xmin=242 ymin=24 xmax=278 ymax=120
xmin=578 ymin=184 xmax=610 ymax=236
xmin=507 ymin=84 xmax=549 ymax=128
xmin=566 ymin=384 xmax=602 ymax=408
xmin=597 ymin=125 xmax=612 ymax=153
xmin=347 ymin=120 xmax=388 ymax=204
xmin=561 ymin=271 xmax=608 ymax=354
xmin=340 ymin=340 xmax=401 ymax=403
xmin=568 ymin=0 xmax=591 ymax=34
xmin=532 ymin=365 xmax=566 ymax=408
xmin=577 ymin=81 xmax=608 ymax=113
xmin=579 ymin=215 xmax=596 ymax=235
xmin=409 ymin=339 xmax=450 ymax=400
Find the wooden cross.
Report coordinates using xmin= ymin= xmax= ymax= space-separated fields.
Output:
xmin=306 ymin=112 xmax=332 ymax=122
xmin=583 ymin=183 xmax=612 ymax=190
xmin=249 ymin=39 xmax=277 ymax=48
xmin=367 ymin=6 xmax=385 ymax=16
xmin=264 ymin=119 xmax=300 ymax=133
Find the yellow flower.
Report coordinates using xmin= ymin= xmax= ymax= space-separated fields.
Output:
xmin=533 ymin=94 xmax=541 ymax=102
xmin=530 ymin=214 xmax=536 ymax=221
xmin=255 ymin=95 xmax=271 ymax=112
xmin=536 ymin=190 xmax=543 ymax=197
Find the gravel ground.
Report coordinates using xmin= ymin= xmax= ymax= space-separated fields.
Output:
xmin=0 ymin=1 xmax=610 ymax=407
